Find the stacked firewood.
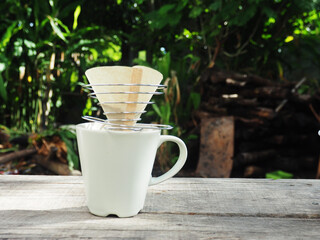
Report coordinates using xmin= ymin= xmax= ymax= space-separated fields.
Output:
xmin=0 ymin=131 xmax=80 ymax=175
xmin=196 ymin=67 xmax=320 ymax=178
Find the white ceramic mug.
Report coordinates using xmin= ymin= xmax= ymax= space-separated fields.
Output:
xmin=76 ymin=122 xmax=187 ymax=217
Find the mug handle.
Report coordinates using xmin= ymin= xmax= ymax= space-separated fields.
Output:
xmin=149 ymin=135 xmax=187 ymax=186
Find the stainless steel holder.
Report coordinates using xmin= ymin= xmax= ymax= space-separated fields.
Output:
xmin=82 ymin=83 xmax=173 ymax=131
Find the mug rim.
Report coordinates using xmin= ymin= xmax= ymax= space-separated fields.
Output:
xmin=76 ymin=122 xmax=161 ymax=134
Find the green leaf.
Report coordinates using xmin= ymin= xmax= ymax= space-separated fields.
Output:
xmin=190 ymin=92 xmax=201 ymax=109
xmin=103 ymin=42 xmax=122 ymax=61
xmin=158 ymin=4 xmax=175 ymax=15
xmin=132 ymin=58 xmax=151 ymax=67
xmin=157 ymin=103 xmax=171 ymax=125
xmin=49 ymin=0 xmax=55 ymax=8
xmin=55 ymin=18 xmax=70 ymax=34
xmin=219 ymin=1 xmax=238 ymax=18
xmin=157 ymin=52 xmax=171 ymax=80
xmin=284 ymin=36 xmax=294 ymax=43
xmin=73 ymin=5 xmax=81 ymax=30
xmin=23 ymin=39 xmax=36 ymax=49
xmin=0 ymin=145 xmax=19 ymax=153
xmin=74 ymin=26 xmax=99 ymax=36
xmin=209 ymin=1 xmax=221 ymax=11
xmin=147 ymin=12 xmax=168 ymax=29
xmin=189 ymin=6 xmax=203 ymax=18
xmin=82 ymin=98 xmax=92 ymax=116
xmin=266 ymin=170 xmax=293 ymax=179
xmin=262 ymin=7 xmax=277 ymax=19
xmin=70 ymin=71 xmax=78 ymax=91
xmin=0 ymin=74 xmax=7 ymax=101
xmin=138 ymin=50 xmax=146 ymax=61
xmin=164 ymin=102 xmax=171 ymax=124
xmin=59 ymin=131 xmax=79 ymax=170
xmin=147 ymin=4 xmax=179 ymax=29
xmin=90 ymin=48 xmax=98 ymax=61
xmin=65 ymin=39 xmax=101 ymax=55
xmin=34 ymin=0 xmax=40 ymax=27
xmin=59 ymin=2 xmax=80 ymax=19
xmin=184 ymin=54 xmax=200 ymax=63
xmin=152 ymin=104 xmax=162 ymax=119
xmin=168 ymin=13 xmax=182 ymax=27
xmin=187 ymin=134 xmax=198 ymax=140
xmin=175 ymin=1 xmax=188 ymax=12
xmin=48 ymin=16 xmax=67 ymax=42
xmin=0 ymin=63 xmax=5 ymax=72
xmin=40 ymin=18 xmax=49 ymax=29
xmin=0 ymin=21 xmax=18 ymax=49
xmin=231 ymin=5 xmax=257 ymax=26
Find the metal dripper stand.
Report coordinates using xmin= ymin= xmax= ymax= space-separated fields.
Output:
xmin=81 ymin=66 xmax=173 ymax=131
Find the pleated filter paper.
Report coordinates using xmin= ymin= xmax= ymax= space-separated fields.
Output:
xmin=85 ymin=66 xmax=163 ymax=127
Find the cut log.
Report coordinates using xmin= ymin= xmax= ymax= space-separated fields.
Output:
xmin=201 ymin=102 xmax=227 ymax=115
xmin=237 ymin=141 xmax=269 ymax=152
xmin=34 ymin=153 xmax=80 ymax=176
xmin=199 ymin=68 xmax=319 ymax=178
xmin=226 ymin=78 xmax=246 ymax=87
xmin=247 ymin=74 xmax=281 ymax=86
xmin=316 ymin=155 xmax=320 ymax=179
xmin=208 ymin=97 xmax=258 ymax=108
xmin=239 ymin=87 xmax=289 ymax=99
xmin=235 ymin=127 xmax=270 ymax=140
xmin=204 ymin=86 xmax=289 ymax=99
xmin=0 ymin=130 xmax=9 ymax=144
xmin=263 ymin=134 xmax=318 ymax=146
xmin=271 ymin=156 xmax=317 ymax=172
xmin=234 ymin=149 xmax=277 ymax=167
xmin=0 ymin=148 xmax=37 ymax=165
xmin=235 ymin=117 xmax=265 ymax=126
xmin=228 ymin=107 xmax=276 ymax=119
xmin=196 ymin=117 xmax=234 ymax=178
xmin=201 ymin=68 xmax=278 ymax=86
xmin=243 ymin=165 xmax=266 ymax=178
xmin=248 ymin=107 xmax=275 ymax=119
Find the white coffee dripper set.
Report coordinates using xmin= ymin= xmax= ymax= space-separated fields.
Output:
xmin=76 ymin=66 xmax=187 ymax=217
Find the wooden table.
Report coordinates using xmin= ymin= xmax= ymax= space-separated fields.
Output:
xmin=0 ymin=175 xmax=319 ymax=239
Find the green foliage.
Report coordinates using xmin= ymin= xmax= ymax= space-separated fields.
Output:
xmin=37 ymin=127 xmax=79 ymax=170
xmin=0 ymin=0 xmax=319 ymax=170
xmin=2 ymin=0 xmax=319 ymax=132
xmin=0 ymin=145 xmax=19 ymax=153
xmin=0 ymin=0 xmax=122 ymax=131
xmin=134 ymin=51 xmax=200 ymax=168
xmin=266 ymin=170 xmax=294 ymax=180
xmin=0 ymin=74 xmax=6 ymax=101
xmin=141 ymin=0 xmax=319 ymax=79
xmin=58 ymin=129 xmax=79 ymax=170
xmin=73 ymin=5 xmax=81 ymax=30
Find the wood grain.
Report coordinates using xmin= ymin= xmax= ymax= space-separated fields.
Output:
xmin=1 ymin=212 xmax=319 ymax=239
xmin=0 ymin=175 xmax=319 ymax=239
xmin=126 ymin=67 xmax=142 ymax=113
xmin=196 ymin=117 xmax=234 ymax=177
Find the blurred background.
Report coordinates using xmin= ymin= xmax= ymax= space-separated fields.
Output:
xmin=0 ymin=0 xmax=319 ymax=178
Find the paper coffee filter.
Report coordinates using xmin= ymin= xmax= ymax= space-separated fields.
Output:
xmin=85 ymin=66 xmax=163 ymax=126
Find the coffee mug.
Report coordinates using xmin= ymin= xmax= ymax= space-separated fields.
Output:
xmin=76 ymin=122 xmax=187 ymax=217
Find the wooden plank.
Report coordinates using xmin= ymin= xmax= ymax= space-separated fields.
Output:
xmin=146 ymin=178 xmax=320 ymax=218
xmin=196 ymin=117 xmax=234 ymax=177
xmin=0 ymin=174 xmax=83 ymax=184
xmin=0 ymin=212 xmax=319 ymax=239
xmin=0 ymin=176 xmax=319 ymax=217
xmin=0 ymin=176 xmax=319 ymax=239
